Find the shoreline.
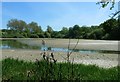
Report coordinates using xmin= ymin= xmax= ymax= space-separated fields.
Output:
xmin=1 ymin=38 xmax=119 ymax=51
xmin=1 ymin=49 xmax=118 ymax=68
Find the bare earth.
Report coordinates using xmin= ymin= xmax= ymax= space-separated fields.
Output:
xmin=1 ymin=49 xmax=118 ymax=68
xmin=1 ymin=38 xmax=119 ymax=51
xmin=17 ymin=38 xmax=119 ymax=51
xmin=1 ymin=38 xmax=119 ymax=68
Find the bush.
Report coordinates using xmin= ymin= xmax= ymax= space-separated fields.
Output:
xmin=30 ymin=34 xmax=39 ymax=38
xmin=102 ymin=33 xmax=110 ymax=40
xmin=37 ymin=33 xmax=45 ymax=38
xmin=22 ymin=33 xmax=28 ymax=38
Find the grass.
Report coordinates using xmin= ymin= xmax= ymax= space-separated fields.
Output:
xmin=2 ymin=58 xmax=119 ymax=81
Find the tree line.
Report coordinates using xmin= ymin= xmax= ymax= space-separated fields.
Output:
xmin=1 ymin=18 xmax=120 ymax=40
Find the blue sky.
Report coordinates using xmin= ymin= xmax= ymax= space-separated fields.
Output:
xmin=1 ymin=2 xmax=118 ymax=31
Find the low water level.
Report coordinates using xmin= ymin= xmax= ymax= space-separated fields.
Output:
xmin=0 ymin=39 xmax=119 ymax=54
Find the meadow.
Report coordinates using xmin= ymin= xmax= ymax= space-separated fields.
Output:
xmin=2 ymin=58 xmax=119 ymax=80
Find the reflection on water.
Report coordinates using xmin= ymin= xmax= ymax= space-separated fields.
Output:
xmin=1 ymin=39 xmax=119 ymax=54
xmin=1 ymin=39 xmax=98 ymax=54
xmin=1 ymin=40 xmax=40 ymax=50
xmin=41 ymin=46 xmax=97 ymax=54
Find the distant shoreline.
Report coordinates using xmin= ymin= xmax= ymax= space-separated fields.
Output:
xmin=1 ymin=38 xmax=119 ymax=51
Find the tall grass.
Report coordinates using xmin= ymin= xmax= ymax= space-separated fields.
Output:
xmin=2 ymin=58 xmax=119 ymax=80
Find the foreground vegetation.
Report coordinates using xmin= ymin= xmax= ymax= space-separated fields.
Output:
xmin=2 ymin=58 xmax=119 ymax=80
xmin=1 ymin=18 xmax=120 ymax=40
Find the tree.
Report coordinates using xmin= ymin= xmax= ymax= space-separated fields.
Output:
xmin=28 ymin=22 xmax=42 ymax=34
xmin=100 ymin=19 xmax=118 ymax=33
xmin=46 ymin=25 xmax=53 ymax=38
xmin=47 ymin=26 xmax=53 ymax=33
xmin=68 ymin=27 xmax=73 ymax=38
xmin=68 ymin=25 xmax=82 ymax=38
xmin=72 ymin=25 xmax=81 ymax=38
xmin=100 ymin=19 xmax=113 ymax=33
xmin=99 ymin=19 xmax=119 ymax=40
xmin=109 ymin=19 xmax=120 ymax=40
xmin=97 ymin=0 xmax=119 ymax=40
xmin=59 ymin=27 xmax=69 ymax=38
xmin=7 ymin=19 xmax=27 ymax=32
xmin=51 ymin=31 xmax=59 ymax=38
xmin=79 ymin=26 xmax=91 ymax=39
xmin=30 ymin=34 xmax=39 ymax=38
xmin=7 ymin=19 xmax=27 ymax=38
xmin=89 ymin=28 xmax=104 ymax=39
xmin=97 ymin=0 xmax=120 ymax=18
xmin=44 ymin=32 xmax=51 ymax=38
xmin=97 ymin=0 xmax=115 ymax=10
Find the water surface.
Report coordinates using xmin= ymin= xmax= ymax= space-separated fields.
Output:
xmin=1 ymin=39 xmax=119 ymax=54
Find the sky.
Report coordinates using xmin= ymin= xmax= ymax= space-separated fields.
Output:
xmin=1 ymin=2 xmax=118 ymax=31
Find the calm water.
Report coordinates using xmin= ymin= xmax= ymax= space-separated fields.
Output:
xmin=1 ymin=39 xmax=119 ymax=54
xmin=1 ymin=40 xmax=40 ymax=49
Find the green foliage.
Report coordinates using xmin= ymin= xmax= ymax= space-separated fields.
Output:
xmin=89 ymin=28 xmax=104 ymax=39
xmin=7 ymin=19 xmax=27 ymax=32
xmin=46 ymin=26 xmax=54 ymax=38
xmin=28 ymin=22 xmax=43 ymax=34
xmin=100 ymin=19 xmax=117 ymax=33
xmin=44 ymin=32 xmax=51 ymax=38
xmin=3 ymin=18 xmax=119 ymax=40
xmin=100 ymin=19 xmax=119 ymax=40
xmin=2 ymin=58 xmax=119 ymax=80
xmin=37 ymin=33 xmax=45 ymax=38
xmin=47 ymin=25 xmax=53 ymax=33
xmin=51 ymin=31 xmax=62 ymax=38
xmin=68 ymin=25 xmax=81 ymax=38
xmin=96 ymin=0 xmax=115 ymax=10
xmin=0 ymin=30 xmax=2 ymax=38
xmin=30 ymin=34 xmax=39 ymax=38
xmin=72 ymin=25 xmax=81 ymax=38
xmin=102 ymin=33 xmax=110 ymax=40
xmin=59 ymin=27 xmax=69 ymax=38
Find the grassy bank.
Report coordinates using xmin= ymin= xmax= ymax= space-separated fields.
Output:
xmin=2 ymin=58 xmax=119 ymax=80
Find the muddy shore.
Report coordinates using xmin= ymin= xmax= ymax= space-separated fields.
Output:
xmin=1 ymin=49 xmax=118 ymax=68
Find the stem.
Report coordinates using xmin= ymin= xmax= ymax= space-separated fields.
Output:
xmin=69 ymin=39 xmax=79 ymax=56
xmin=67 ymin=38 xmax=71 ymax=62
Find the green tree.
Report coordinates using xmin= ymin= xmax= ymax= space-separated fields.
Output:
xmin=99 ymin=19 xmax=118 ymax=40
xmin=44 ymin=32 xmax=51 ymax=38
xmin=46 ymin=25 xmax=53 ymax=38
xmin=80 ymin=26 xmax=91 ymax=39
xmin=51 ymin=31 xmax=59 ymax=38
xmin=28 ymin=22 xmax=42 ymax=34
xmin=88 ymin=28 xmax=104 ymax=39
xmin=71 ymin=25 xmax=81 ymax=38
xmin=59 ymin=27 xmax=69 ymax=38
xmin=109 ymin=19 xmax=120 ymax=40
xmin=47 ymin=26 xmax=53 ymax=33
xmin=7 ymin=19 xmax=27 ymax=38
xmin=68 ymin=27 xmax=74 ymax=38
xmin=97 ymin=0 xmax=115 ymax=10
xmin=100 ymin=19 xmax=118 ymax=33
xmin=7 ymin=19 xmax=27 ymax=32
